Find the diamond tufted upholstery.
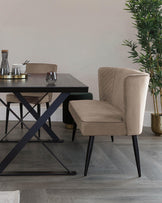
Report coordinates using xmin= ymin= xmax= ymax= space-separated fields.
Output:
xmin=69 ymin=67 xmax=149 ymax=176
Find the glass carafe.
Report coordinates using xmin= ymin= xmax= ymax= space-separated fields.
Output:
xmin=0 ymin=50 xmax=10 ymax=75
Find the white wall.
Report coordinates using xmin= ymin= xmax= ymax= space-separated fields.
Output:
xmin=0 ymin=0 xmax=153 ymax=125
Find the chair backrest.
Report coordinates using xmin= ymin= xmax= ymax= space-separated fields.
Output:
xmin=26 ymin=63 xmax=57 ymax=73
xmin=98 ymin=67 xmax=149 ymax=135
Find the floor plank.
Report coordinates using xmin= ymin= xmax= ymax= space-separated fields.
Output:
xmin=0 ymin=121 xmax=161 ymax=203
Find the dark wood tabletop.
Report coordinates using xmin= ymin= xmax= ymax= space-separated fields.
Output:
xmin=0 ymin=73 xmax=88 ymax=93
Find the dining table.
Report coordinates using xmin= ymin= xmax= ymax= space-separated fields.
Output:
xmin=0 ymin=73 xmax=88 ymax=176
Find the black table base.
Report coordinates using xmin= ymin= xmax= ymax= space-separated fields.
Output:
xmin=0 ymin=171 xmax=77 ymax=176
xmin=0 ymin=140 xmax=64 ymax=143
xmin=0 ymin=92 xmax=76 ymax=176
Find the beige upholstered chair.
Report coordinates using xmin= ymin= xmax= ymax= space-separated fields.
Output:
xmin=5 ymin=63 xmax=57 ymax=135
xmin=69 ymin=67 xmax=149 ymax=176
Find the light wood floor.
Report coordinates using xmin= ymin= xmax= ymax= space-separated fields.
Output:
xmin=0 ymin=121 xmax=161 ymax=203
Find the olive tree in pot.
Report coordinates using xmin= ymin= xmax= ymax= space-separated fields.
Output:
xmin=123 ymin=0 xmax=162 ymax=135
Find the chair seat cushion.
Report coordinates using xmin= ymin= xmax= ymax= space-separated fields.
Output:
xmin=69 ymin=100 xmax=126 ymax=136
xmin=6 ymin=93 xmax=52 ymax=104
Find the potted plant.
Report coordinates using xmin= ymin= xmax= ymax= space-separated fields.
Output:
xmin=123 ymin=0 xmax=162 ymax=135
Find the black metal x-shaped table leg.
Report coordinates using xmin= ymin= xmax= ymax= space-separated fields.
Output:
xmin=14 ymin=92 xmax=63 ymax=142
xmin=0 ymin=92 xmax=76 ymax=175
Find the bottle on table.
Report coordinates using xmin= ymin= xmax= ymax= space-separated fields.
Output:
xmin=0 ymin=50 xmax=10 ymax=75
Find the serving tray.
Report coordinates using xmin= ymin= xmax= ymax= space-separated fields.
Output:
xmin=0 ymin=74 xmax=28 ymax=79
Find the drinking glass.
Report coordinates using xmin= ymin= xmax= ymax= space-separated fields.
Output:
xmin=46 ymin=71 xmax=57 ymax=84
xmin=12 ymin=67 xmax=20 ymax=75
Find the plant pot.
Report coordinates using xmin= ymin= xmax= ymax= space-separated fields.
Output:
xmin=151 ymin=113 xmax=162 ymax=136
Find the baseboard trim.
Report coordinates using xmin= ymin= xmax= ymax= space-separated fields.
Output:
xmin=0 ymin=105 xmax=62 ymax=121
xmin=144 ymin=111 xmax=151 ymax=127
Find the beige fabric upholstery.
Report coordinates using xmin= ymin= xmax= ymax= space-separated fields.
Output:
xmin=69 ymin=100 xmax=126 ymax=136
xmin=26 ymin=63 xmax=57 ymax=74
xmin=69 ymin=67 xmax=149 ymax=136
xmin=6 ymin=63 xmax=57 ymax=104
xmin=6 ymin=93 xmax=52 ymax=104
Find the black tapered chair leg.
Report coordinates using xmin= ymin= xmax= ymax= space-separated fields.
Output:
xmin=46 ymin=102 xmax=51 ymax=128
xmin=20 ymin=103 xmax=23 ymax=129
xmin=5 ymin=102 xmax=10 ymax=134
xmin=132 ymin=135 xmax=141 ymax=177
xmin=37 ymin=104 xmax=41 ymax=137
xmin=84 ymin=136 xmax=95 ymax=176
xmin=111 ymin=136 xmax=114 ymax=142
xmin=72 ymin=122 xmax=77 ymax=142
